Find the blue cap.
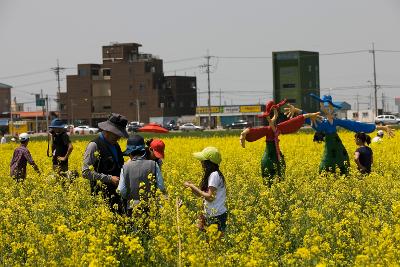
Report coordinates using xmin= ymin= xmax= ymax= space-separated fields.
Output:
xmin=310 ymin=93 xmax=342 ymax=109
xmin=49 ymin=119 xmax=66 ymax=129
xmin=123 ymin=134 xmax=146 ymax=156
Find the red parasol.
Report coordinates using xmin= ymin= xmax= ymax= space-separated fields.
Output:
xmin=138 ymin=123 xmax=169 ymax=134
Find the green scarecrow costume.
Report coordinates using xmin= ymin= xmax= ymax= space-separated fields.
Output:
xmin=240 ymin=99 xmax=318 ymax=187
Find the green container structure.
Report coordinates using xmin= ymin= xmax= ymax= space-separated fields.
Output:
xmin=273 ymin=51 xmax=320 ymax=112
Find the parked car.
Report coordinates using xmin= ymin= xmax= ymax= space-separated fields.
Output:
xmin=179 ymin=123 xmax=204 ymax=132
xmin=164 ymin=120 xmax=179 ymax=131
xmin=126 ymin=121 xmax=143 ymax=132
xmin=73 ymin=125 xmax=99 ymax=135
xmin=224 ymin=120 xmax=252 ymax=130
xmin=375 ymin=115 xmax=400 ymax=125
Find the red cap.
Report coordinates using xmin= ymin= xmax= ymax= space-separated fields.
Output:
xmin=257 ymin=99 xmax=287 ymax=118
xmin=150 ymin=139 xmax=165 ymax=159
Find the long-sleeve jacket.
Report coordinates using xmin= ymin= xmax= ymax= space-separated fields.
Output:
xmin=245 ymin=115 xmax=306 ymax=160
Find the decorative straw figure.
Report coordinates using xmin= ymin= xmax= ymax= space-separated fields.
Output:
xmin=284 ymin=94 xmax=394 ymax=175
xmin=240 ymin=99 xmax=321 ymax=186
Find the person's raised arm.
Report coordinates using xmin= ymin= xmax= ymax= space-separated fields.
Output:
xmin=184 ymin=181 xmax=216 ymax=202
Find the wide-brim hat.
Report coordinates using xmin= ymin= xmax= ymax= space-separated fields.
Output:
xmin=123 ymin=134 xmax=146 ymax=156
xmin=193 ymin=146 xmax=222 ymax=165
xmin=49 ymin=119 xmax=66 ymax=129
xmin=98 ymin=113 xmax=129 ymax=138
xmin=310 ymin=93 xmax=342 ymax=109
xmin=257 ymin=99 xmax=287 ymax=118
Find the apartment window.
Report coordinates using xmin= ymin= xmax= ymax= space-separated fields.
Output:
xmin=171 ymin=102 xmax=175 ymax=108
xmin=179 ymin=101 xmax=184 ymax=108
xmin=139 ymin=83 xmax=145 ymax=90
xmin=103 ymin=69 xmax=111 ymax=76
xmin=362 ymin=112 xmax=369 ymax=118
xmin=308 ymin=65 xmax=312 ymax=72
xmin=91 ymin=69 xmax=99 ymax=76
xmin=283 ymin=83 xmax=296 ymax=88
xmin=78 ymin=69 xmax=87 ymax=76
xmin=166 ymin=81 xmax=172 ymax=88
xmin=129 ymin=85 xmax=133 ymax=91
xmin=191 ymin=82 xmax=196 ymax=89
xmin=352 ymin=112 xmax=359 ymax=118
xmin=309 ymin=81 xmax=313 ymax=88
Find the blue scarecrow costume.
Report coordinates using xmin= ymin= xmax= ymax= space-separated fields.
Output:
xmin=306 ymin=94 xmax=376 ymax=175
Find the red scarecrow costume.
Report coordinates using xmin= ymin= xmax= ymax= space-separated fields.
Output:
xmin=240 ymin=99 xmax=320 ymax=187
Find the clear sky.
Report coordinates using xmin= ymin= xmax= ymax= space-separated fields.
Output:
xmin=1 ymin=0 xmax=399 ymax=112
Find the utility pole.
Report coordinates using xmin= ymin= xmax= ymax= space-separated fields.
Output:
xmin=219 ymin=88 xmax=222 ymax=108
xmin=382 ymin=92 xmax=385 ymax=114
xmin=370 ymin=43 xmax=378 ymax=117
xmin=356 ymin=93 xmax=359 ymax=119
xmin=51 ymin=59 xmax=66 ymax=112
xmin=41 ymin=89 xmax=45 ymax=132
xmin=46 ymin=94 xmax=49 ymax=131
xmin=136 ymin=98 xmax=140 ymax=122
xmin=200 ymin=50 xmax=213 ymax=129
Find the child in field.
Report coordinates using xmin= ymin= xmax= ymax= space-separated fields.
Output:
xmin=10 ymin=133 xmax=40 ymax=181
xmin=184 ymin=147 xmax=227 ymax=233
xmin=145 ymin=138 xmax=165 ymax=169
xmin=354 ymin=132 xmax=373 ymax=174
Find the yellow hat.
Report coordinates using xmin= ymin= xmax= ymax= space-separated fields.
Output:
xmin=193 ymin=146 xmax=222 ymax=165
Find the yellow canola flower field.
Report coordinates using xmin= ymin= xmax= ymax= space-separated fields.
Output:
xmin=1 ymin=131 xmax=400 ymax=266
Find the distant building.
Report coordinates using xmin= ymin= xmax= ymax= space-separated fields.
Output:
xmin=161 ymin=76 xmax=197 ymax=117
xmin=60 ymin=42 xmax=197 ymax=126
xmin=347 ymin=109 xmax=375 ymax=123
xmin=195 ymin=104 xmax=265 ymax=128
xmin=273 ymin=51 xmax=320 ymax=112
xmin=0 ymin=83 xmax=12 ymax=113
xmin=11 ymin=97 xmax=24 ymax=112
xmin=333 ymin=101 xmax=351 ymax=119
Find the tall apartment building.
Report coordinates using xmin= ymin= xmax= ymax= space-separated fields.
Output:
xmin=60 ymin=42 xmax=197 ymax=126
xmin=0 ymin=83 xmax=12 ymax=113
xmin=273 ymin=51 xmax=320 ymax=112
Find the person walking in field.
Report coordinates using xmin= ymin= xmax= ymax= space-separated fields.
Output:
xmin=240 ymin=99 xmax=321 ymax=187
xmin=354 ymin=132 xmax=373 ymax=174
xmin=284 ymin=94 xmax=394 ymax=175
xmin=48 ymin=119 xmax=73 ymax=177
xmin=10 ymin=133 xmax=40 ymax=182
xmin=0 ymin=131 xmax=6 ymax=144
xmin=118 ymin=135 xmax=166 ymax=216
xmin=82 ymin=113 xmax=128 ymax=213
xmin=184 ymin=146 xmax=228 ymax=233
xmin=372 ymin=130 xmax=384 ymax=143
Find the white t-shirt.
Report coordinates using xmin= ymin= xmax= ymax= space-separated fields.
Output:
xmin=204 ymin=171 xmax=227 ymax=217
xmin=0 ymin=136 xmax=6 ymax=144
xmin=372 ymin=136 xmax=382 ymax=143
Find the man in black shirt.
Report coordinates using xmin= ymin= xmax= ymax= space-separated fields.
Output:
xmin=82 ymin=113 xmax=128 ymax=213
xmin=49 ymin=119 xmax=73 ymax=177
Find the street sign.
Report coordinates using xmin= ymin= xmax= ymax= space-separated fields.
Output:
xmin=35 ymin=94 xmax=45 ymax=107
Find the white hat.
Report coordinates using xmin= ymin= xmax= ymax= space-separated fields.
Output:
xmin=377 ymin=130 xmax=384 ymax=137
xmin=19 ymin=133 xmax=30 ymax=141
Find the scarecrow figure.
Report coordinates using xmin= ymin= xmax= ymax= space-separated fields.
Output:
xmin=240 ymin=99 xmax=321 ymax=186
xmin=284 ymin=94 xmax=394 ymax=175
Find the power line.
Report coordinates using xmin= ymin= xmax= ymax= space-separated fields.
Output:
xmin=164 ymin=57 xmax=203 ymax=64
xmin=12 ymin=79 xmax=55 ymax=88
xmin=164 ymin=65 xmax=200 ymax=73
xmin=0 ymin=69 xmax=51 ymax=80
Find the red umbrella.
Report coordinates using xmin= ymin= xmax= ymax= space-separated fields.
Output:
xmin=138 ymin=123 xmax=169 ymax=134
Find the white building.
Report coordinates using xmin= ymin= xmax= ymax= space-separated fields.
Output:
xmin=346 ymin=109 xmax=375 ymax=123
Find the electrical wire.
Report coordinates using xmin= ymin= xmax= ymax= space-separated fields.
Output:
xmin=0 ymin=69 xmax=51 ymax=80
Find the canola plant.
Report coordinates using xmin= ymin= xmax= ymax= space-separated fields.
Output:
xmin=0 ymin=131 xmax=399 ymax=266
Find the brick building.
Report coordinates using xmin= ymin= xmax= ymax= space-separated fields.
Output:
xmin=60 ymin=42 xmax=197 ymax=126
xmin=0 ymin=83 xmax=12 ymax=114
